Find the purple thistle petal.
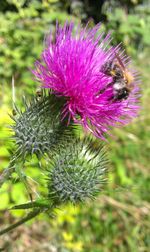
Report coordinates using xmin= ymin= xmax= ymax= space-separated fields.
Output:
xmin=32 ymin=22 xmax=140 ymax=139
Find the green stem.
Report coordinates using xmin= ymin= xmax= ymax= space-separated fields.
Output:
xmin=0 ymin=208 xmax=41 ymax=236
xmin=0 ymin=167 xmax=15 ymax=188
xmin=0 ymin=152 xmax=24 ymax=189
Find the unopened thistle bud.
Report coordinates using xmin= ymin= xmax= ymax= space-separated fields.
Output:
xmin=47 ymin=138 xmax=108 ymax=204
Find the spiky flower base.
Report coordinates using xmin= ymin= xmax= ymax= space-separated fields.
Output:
xmin=11 ymin=92 xmax=74 ymax=160
xmin=48 ymin=138 xmax=108 ymax=204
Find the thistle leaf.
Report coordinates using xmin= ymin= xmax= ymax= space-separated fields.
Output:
xmin=11 ymin=198 xmax=51 ymax=210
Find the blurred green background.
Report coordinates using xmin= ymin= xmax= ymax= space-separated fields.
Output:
xmin=0 ymin=0 xmax=150 ymax=251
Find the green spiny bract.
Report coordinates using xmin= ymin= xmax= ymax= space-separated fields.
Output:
xmin=47 ymin=137 xmax=108 ymax=204
xmin=11 ymin=91 xmax=74 ymax=161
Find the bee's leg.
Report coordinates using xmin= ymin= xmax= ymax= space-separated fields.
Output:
xmin=108 ymin=90 xmax=120 ymax=103
xmin=108 ymin=96 xmax=115 ymax=103
xmin=96 ymin=82 xmax=114 ymax=96
xmin=96 ymin=88 xmax=106 ymax=95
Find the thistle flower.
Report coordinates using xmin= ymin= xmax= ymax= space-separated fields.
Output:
xmin=33 ymin=22 xmax=140 ymax=139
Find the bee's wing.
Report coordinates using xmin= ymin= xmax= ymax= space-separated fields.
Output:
xmin=115 ymin=53 xmax=125 ymax=70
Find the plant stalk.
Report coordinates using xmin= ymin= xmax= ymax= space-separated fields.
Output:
xmin=0 ymin=208 xmax=41 ymax=236
xmin=0 ymin=167 xmax=15 ymax=188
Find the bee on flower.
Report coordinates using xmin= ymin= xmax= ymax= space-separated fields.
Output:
xmin=32 ymin=22 xmax=140 ymax=139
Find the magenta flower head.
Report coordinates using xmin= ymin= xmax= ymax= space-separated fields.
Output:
xmin=33 ymin=22 xmax=140 ymax=139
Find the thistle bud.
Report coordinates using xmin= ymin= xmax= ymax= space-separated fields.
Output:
xmin=47 ymin=138 xmax=108 ymax=204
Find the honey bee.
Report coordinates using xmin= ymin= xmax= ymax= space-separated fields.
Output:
xmin=101 ymin=54 xmax=134 ymax=101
